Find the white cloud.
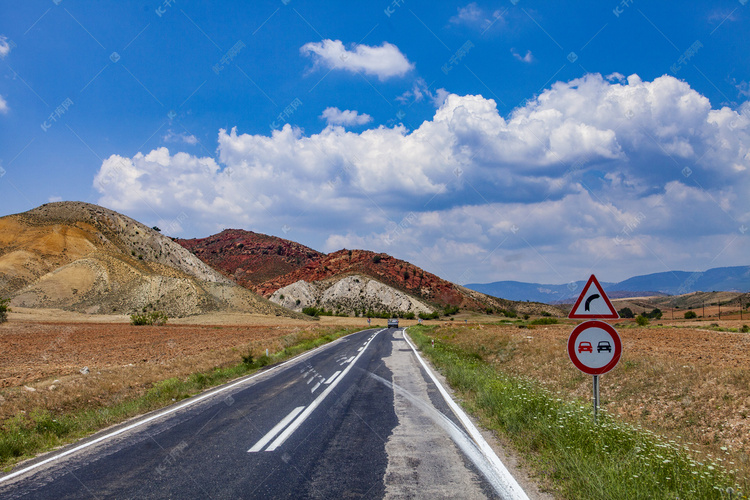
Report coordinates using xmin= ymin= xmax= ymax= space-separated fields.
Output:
xmin=396 ymin=79 xmax=451 ymax=108
xmin=0 ymin=95 xmax=7 ymax=114
xmin=94 ymin=73 xmax=750 ymax=283
xmin=511 ymin=49 xmax=533 ymax=63
xmin=0 ymin=36 xmax=11 ymax=58
xmin=320 ymin=107 xmax=373 ymax=127
xmin=450 ymin=3 xmax=503 ymax=30
xmin=48 ymin=196 xmax=63 ymax=203
xmin=450 ymin=3 xmax=483 ymax=24
xmin=162 ymin=129 xmax=199 ymax=145
xmin=300 ymin=39 xmax=414 ymax=81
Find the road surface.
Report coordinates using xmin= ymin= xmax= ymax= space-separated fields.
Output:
xmin=0 ymin=327 xmax=528 ymax=499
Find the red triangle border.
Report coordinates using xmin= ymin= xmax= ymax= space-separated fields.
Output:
xmin=568 ymin=274 xmax=620 ymax=319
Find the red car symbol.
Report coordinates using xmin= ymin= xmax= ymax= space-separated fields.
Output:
xmin=578 ymin=341 xmax=593 ymax=353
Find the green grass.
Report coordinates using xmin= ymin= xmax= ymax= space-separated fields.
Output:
xmin=407 ymin=325 xmax=746 ymax=500
xmin=0 ymin=326 xmax=360 ymax=471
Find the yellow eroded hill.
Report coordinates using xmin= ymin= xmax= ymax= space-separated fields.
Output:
xmin=0 ymin=202 xmax=302 ymax=318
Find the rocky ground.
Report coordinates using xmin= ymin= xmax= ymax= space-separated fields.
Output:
xmin=269 ymin=274 xmax=434 ymax=315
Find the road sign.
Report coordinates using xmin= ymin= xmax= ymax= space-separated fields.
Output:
xmin=568 ymin=274 xmax=619 ymax=319
xmin=567 ymin=320 xmax=622 ymax=375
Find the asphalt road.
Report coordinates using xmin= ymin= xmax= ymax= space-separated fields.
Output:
xmin=0 ymin=327 xmax=528 ymax=499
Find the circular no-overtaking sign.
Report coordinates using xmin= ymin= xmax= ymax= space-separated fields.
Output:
xmin=567 ymin=320 xmax=622 ymax=375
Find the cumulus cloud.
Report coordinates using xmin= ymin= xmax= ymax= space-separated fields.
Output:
xmin=162 ymin=129 xmax=199 ymax=145
xmin=320 ymin=107 xmax=373 ymax=127
xmin=300 ymin=39 xmax=414 ymax=81
xmin=94 ymin=73 xmax=750 ymax=283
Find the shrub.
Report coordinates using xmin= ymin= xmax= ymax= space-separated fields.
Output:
xmin=418 ymin=311 xmax=440 ymax=320
xmin=643 ymin=308 xmax=662 ymax=319
xmin=635 ymin=315 xmax=649 ymax=326
xmin=302 ymin=307 xmax=333 ymax=317
xmin=741 ymin=324 xmax=749 ymax=333
xmin=0 ymin=298 xmax=10 ymax=323
xmin=443 ymin=305 xmax=460 ymax=316
xmin=618 ymin=307 xmax=635 ymax=319
xmin=372 ymin=255 xmax=381 ymax=264
xmin=684 ymin=310 xmax=698 ymax=319
xmin=529 ymin=317 xmax=558 ymax=325
xmin=130 ymin=311 xmax=168 ymax=326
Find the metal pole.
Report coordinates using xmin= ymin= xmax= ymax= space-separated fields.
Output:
xmin=593 ymin=375 xmax=599 ymax=424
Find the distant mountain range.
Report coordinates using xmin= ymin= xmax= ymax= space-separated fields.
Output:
xmin=466 ymin=266 xmax=750 ymax=304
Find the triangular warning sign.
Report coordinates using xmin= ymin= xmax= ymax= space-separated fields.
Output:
xmin=568 ymin=274 xmax=619 ymax=319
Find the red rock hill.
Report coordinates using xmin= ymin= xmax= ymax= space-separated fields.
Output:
xmin=177 ymin=229 xmax=324 ymax=290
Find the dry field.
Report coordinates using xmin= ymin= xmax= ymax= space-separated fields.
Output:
xmin=0 ymin=311 xmax=372 ymax=424
xmin=431 ymin=318 xmax=750 ymax=479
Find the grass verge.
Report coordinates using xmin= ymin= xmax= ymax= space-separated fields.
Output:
xmin=0 ymin=326 xmax=360 ymax=472
xmin=407 ymin=324 xmax=746 ymax=499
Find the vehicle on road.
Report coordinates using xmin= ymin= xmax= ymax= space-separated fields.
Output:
xmin=597 ymin=341 xmax=612 ymax=353
xmin=387 ymin=319 xmax=399 ymax=328
xmin=578 ymin=341 xmax=593 ymax=353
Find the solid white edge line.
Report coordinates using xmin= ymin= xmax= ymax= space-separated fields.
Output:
xmin=0 ymin=327 xmax=379 ymax=485
xmin=265 ymin=329 xmax=384 ymax=452
xmin=324 ymin=371 xmax=341 ymax=385
xmin=248 ymin=406 xmax=305 ymax=453
xmin=403 ymin=328 xmax=530 ymax=500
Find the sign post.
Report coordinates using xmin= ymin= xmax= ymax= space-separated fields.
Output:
xmin=568 ymin=275 xmax=621 ymax=423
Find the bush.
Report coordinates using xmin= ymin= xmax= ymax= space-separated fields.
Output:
xmin=529 ymin=317 xmax=559 ymax=325
xmin=130 ymin=311 xmax=168 ymax=326
xmin=635 ymin=315 xmax=649 ymax=326
xmin=741 ymin=324 xmax=749 ymax=333
xmin=372 ymin=255 xmax=381 ymax=264
xmin=443 ymin=305 xmax=460 ymax=316
xmin=302 ymin=307 xmax=333 ymax=317
xmin=618 ymin=307 xmax=635 ymax=319
xmin=0 ymin=298 xmax=10 ymax=323
xmin=684 ymin=310 xmax=698 ymax=319
xmin=418 ymin=311 xmax=440 ymax=320
xmin=643 ymin=308 xmax=662 ymax=319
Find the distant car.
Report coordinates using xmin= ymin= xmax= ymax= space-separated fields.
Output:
xmin=388 ymin=319 xmax=399 ymax=328
xmin=597 ymin=341 xmax=612 ymax=353
xmin=578 ymin=341 xmax=593 ymax=353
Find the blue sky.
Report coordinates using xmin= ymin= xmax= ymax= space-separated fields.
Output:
xmin=1 ymin=0 xmax=749 ymax=286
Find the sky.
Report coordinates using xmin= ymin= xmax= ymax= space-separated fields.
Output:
xmin=0 ymin=0 xmax=749 ymax=287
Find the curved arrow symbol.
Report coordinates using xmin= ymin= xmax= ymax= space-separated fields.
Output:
xmin=584 ymin=294 xmax=600 ymax=311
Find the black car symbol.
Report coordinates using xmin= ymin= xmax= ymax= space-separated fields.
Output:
xmin=597 ymin=341 xmax=612 ymax=353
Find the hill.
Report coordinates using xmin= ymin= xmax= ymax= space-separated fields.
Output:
xmin=0 ymin=202 xmax=301 ymax=318
xmin=178 ymin=231 xmax=562 ymax=316
xmin=177 ymin=229 xmax=324 ymax=291
xmin=247 ymin=246 xmax=561 ymax=316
